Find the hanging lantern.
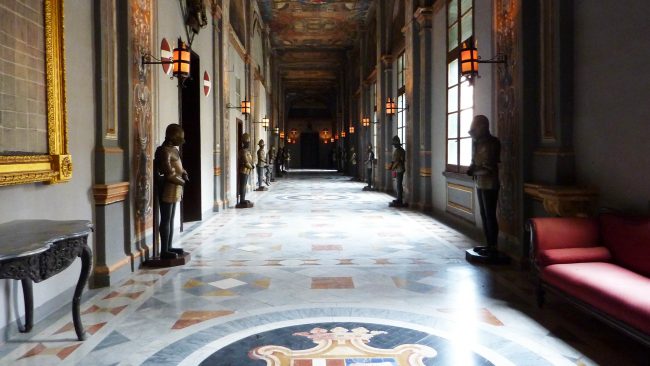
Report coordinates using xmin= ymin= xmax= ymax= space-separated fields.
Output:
xmin=240 ymin=100 xmax=251 ymax=115
xmin=341 ymin=130 xmax=346 ymax=138
xmin=385 ymin=98 xmax=396 ymax=116
xmin=460 ymin=40 xmax=479 ymax=81
xmin=280 ymin=131 xmax=285 ymax=139
xmin=362 ymin=117 xmax=370 ymax=127
xmin=172 ymin=39 xmax=191 ymax=78
xmin=349 ymin=125 xmax=355 ymax=134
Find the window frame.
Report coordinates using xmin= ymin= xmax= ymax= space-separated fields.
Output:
xmin=396 ymin=51 xmax=406 ymax=152
xmin=445 ymin=0 xmax=474 ymax=174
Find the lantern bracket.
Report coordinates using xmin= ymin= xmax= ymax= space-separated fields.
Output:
xmin=477 ymin=53 xmax=508 ymax=65
xmin=226 ymin=100 xmax=251 ymax=116
xmin=253 ymin=116 xmax=270 ymax=131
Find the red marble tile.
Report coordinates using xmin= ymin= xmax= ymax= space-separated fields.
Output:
xmin=172 ymin=310 xmax=234 ymax=329
xmin=57 ymin=344 xmax=82 ymax=360
xmin=54 ymin=322 xmax=74 ymax=335
xmin=264 ymin=260 xmax=283 ymax=266
xmin=82 ymin=305 xmax=100 ymax=315
xmin=337 ymin=259 xmax=354 ymax=265
xmin=409 ymin=258 xmax=431 ymax=265
xmin=312 ymin=244 xmax=343 ymax=251
xmin=311 ymin=277 xmax=354 ymax=289
xmin=374 ymin=259 xmax=392 ymax=265
xmin=18 ymin=343 xmax=46 ymax=359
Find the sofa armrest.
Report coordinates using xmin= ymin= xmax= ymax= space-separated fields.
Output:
xmin=537 ymin=246 xmax=612 ymax=266
xmin=528 ymin=218 xmax=601 ymax=266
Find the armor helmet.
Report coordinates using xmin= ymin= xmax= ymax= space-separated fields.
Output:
xmin=258 ymin=139 xmax=265 ymax=146
xmin=392 ymin=135 xmax=401 ymax=145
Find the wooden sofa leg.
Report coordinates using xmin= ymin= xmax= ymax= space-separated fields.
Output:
xmin=536 ymin=282 xmax=545 ymax=308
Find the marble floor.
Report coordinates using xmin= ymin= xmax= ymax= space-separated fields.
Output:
xmin=0 ymin=172 xmax=647 ymax=365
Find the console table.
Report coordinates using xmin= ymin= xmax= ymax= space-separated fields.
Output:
xmin=0 ymin=220 xmax=93 ymax=341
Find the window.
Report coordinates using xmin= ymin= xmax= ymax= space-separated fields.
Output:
xmin=371 ymin=82 xmax=378 ymax=156
xmin=396 ymin=52 xmax=406 ymax=151
xmin=446 ymin=0 xmax=473 ymax=172
xmin=235 ymin=76 xmax=241 ymax=105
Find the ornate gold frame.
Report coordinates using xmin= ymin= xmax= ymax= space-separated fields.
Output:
xmin=0 ymin=0 xmax=71 ymax=186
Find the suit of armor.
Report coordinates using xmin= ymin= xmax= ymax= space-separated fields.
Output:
xmin=389 ymin=136 xmax=406 ymax=206
xmin=256 ymin=139 xmax=268 ymax=190
xmin=365 ymin=144 xmax=375 ymax=189
xmin=467 ymin=115 xmax=501 ymax=252
xmin=154 ymin=124 xmax=187 ymax=259
xmin=238 ymin=133 xmax=254 ymax=206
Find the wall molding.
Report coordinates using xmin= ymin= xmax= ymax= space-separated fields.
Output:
xmin=93 ymin=182 xmax=130 ymax=205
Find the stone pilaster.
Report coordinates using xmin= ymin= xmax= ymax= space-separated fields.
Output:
xmin=414 ymin=7 xmax=434 ymax=212
xmin=403 ymin=0 xmax=419 ymax=205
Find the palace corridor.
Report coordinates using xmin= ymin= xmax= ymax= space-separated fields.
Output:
xmin=0 ymin=172 xmax=646 ymax=365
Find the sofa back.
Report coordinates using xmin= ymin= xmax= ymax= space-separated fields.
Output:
xmin=599 ymin=213 xmax=650 ymax=277
xmin=530 ymin=217 xmax=600 ymax=252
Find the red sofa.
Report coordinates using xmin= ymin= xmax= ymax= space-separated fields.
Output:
xmin=528 ymin=213 xmax=650 ymax=346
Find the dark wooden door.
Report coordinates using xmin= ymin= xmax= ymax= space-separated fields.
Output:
xmin=236 ymin=120 xmax=243 ymax=203
xmin=300 ymin=132 xmax=319 ymax=168
xmin=181 ymin=51 xmax=202 ymax=223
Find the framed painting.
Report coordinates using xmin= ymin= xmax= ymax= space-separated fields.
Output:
xmin=0 ymin=0 xmax=71 ymax=186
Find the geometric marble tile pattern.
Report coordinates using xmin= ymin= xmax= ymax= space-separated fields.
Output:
xmin=0 ymin=171 xmax=646 ymax=366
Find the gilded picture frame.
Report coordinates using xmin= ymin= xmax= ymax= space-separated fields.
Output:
xmin=0 ymin=0 xmax=71 ymax=186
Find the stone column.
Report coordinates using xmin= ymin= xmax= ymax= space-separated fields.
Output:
xmin=415 ymin=7 xmax=434 ymax=211
xmin=358 ymin=25 xmax=368 ymax=181
xmin=380 ymin=55 xmax=393 ymax=193
xmin=211 ymin=3 xmax=224 ymax=211
xmin=91 ymin=0 xmax=131 ymax=287
xmin=403 ymin=0 xmax=419 ymax=205
xmin=375 ymin=0 xmax=391 ymax=192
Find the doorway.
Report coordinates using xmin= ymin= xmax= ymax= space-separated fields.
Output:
xmin=236 ymin=120 xmax=243 ymax=203
xmin=300 ymin=132 xmax=319 ymax=168
xmin=181 ymin=50 xmax=202 ymax=223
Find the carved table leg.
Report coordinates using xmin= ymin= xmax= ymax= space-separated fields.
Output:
xmin=19 ymin=279 xmax=33 ymax=333
xmin=73 ymin=245 xmax=92 ymax=341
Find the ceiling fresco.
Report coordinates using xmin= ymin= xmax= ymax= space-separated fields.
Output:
xmin=258 ymin=0 xmax=373 ymax=49
xmin=257 ymin=0 xmax=374 ymax=111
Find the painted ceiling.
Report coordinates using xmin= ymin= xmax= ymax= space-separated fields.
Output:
xmin=258 ymin=0 xmax=373 ymax=49
xmin=257 ymin=0 xmax=374 ymax=111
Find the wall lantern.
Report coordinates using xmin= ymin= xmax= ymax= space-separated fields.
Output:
xmin=341 ymin=130 xmax=346 ymax=138
xmin=349 ymin=125 xmax=355 ymax=134
xmin=254 ymin=115 xmax=269 ymax=131
xmin=273 ymin=127 xmax=279 ymax=135
xmin=330 ymin=137 xmax=335 ymax=143
xmin=142 ymin=38 xmax=190 ymax=79
xmin=226 ymin=100 xmax=251 ymax=115
xmin=362 ymin=117 xmax=370 ymax=127
xmin=320 ymin=128 xmax=331 ymax=141
xmin=280 ymin=131 xmax=285 ymax=139
xmin=385 ymin=98 xmax=397 ymax=116
xmin=460 ymin=39 xmax=507 ymax=84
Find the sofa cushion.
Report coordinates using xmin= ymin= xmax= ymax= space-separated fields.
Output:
xmin=538 ymin=246 xmax=611 ymax=267
xmin=542 ymin=262 xmax=650 ymax=334
xmin=600 ymin=214 xmax=650 ymax=277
